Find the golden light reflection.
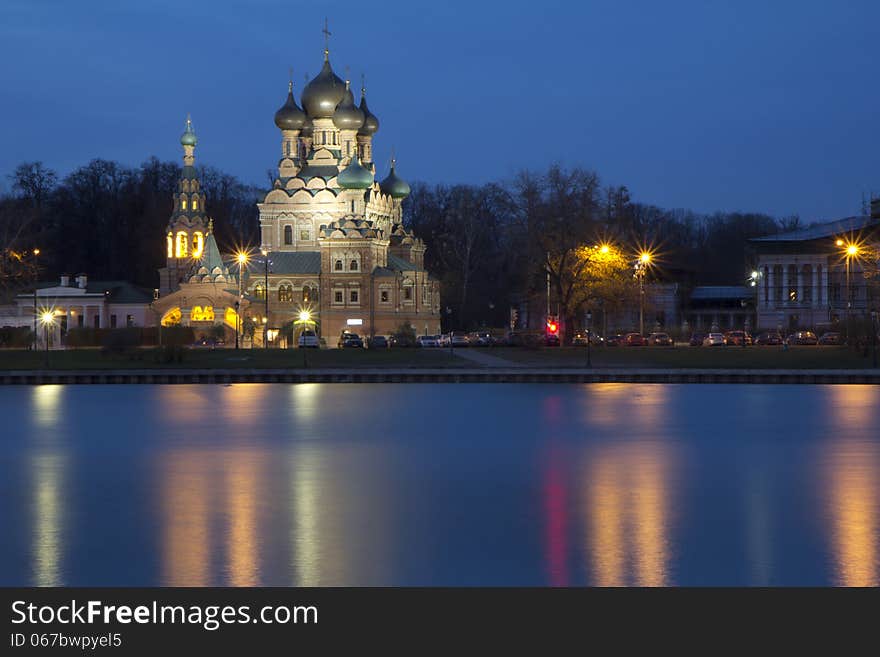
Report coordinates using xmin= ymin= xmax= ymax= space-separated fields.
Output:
xmin=32 ymin=452 xmax=63 ymax=586
xmin=292 ymin=383 xmax=320 ymax=424
xmin=162 ymin=450 xmax=210 ymax=586
xmin=291 ymin=450 xmax=322 ymax=586
xmin=33 ymin=385 xmax=61 ymax=430
xmin=225 ymin=452 xmax=263 ymax=587
xmin=585 ymin=441 xmax=674 ymax=585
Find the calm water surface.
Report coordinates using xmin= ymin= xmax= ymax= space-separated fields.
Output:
xmin=0 ymin=383 xmax=877 ymax=586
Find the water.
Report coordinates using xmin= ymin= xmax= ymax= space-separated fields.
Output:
xmin=0 ymin=383 xmax=877 ymax=587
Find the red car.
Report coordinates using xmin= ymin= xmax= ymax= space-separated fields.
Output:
xmin=624 ymin=332 xmax=646 ymax=346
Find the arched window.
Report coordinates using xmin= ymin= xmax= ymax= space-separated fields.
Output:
xmin=192 ymin=198 xmax=198 ymax=210
xmin=284 ymin=225 xmax=293 ymax=245
xmin=278 ymin=284 xmax=293 ymax=303
xmin=181 ymin=198 xmax=187 ymax=210
xmin=167 ymin=233 xmax=173 ymax=259
xmin=334 ymin=260 xmax=343 ymax=271
xmin=192 ymin=231 xmax=204 ymax=259
xmin=175 ymin=232 xmax=188 ymax=258
xmin=254 ymin=283 xmax=266 ymax=300
xmin=286 ymin=141 xmax=291 ymax=157
xmin=350 ymin=200 xmax=355 ymax=212
xmin=350 ymin=259 xmax=359 ymax=272
xmin=302 ymin=285 xmax=312 ymax=302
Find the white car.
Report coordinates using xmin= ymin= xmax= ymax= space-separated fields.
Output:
xmin=437 ymin=334 xmax=451 ymax=347
xmin=703 ymin=333 xmax=726 ymax=347
xmin=298 ymin=329 xmax=320 ymax=348
xmin=450 ymin=332 xmax=470 ymax=347
xmin=417 ymin=335 xmax=440 ymax=348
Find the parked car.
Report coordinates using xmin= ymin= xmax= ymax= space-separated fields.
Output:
xmin=337 ymin=331 xmax=364 ymax=348
xmin=703 ymin=333 xmax=726 ymax=346
xmin=450 ymin=332 xmax=470 ymax=348
xmin=605 ymin=334 xmax=625 ymax=347
xmin=624 ymin=332 xmax=646 ymax=346
xmin=470 ymin=332 xmax=498 ymax=347
xmin=367 ymin=335 xmax=388 ymax=349
xmin=297 ymin=329 xmax=320 ymax=348
xmin=754 ymin=331 xmax=783 ymax=346
xmin=818 ymin=332 xmax=842 ymax=345
xmin=545 ymin=333 xmax=560 ymax=347
xmin=648 ymin=332 xmax=674 ymax=346
xmin=437 ymin=333 xmax=451 ymax=347
xmin=573 ymin=332 xmax=603 ymax=346
xmin=417 ymin=334 xmax=440 ymax=348
xmin=689 ymin=332 xmax=707 ymax=346
xmin=788 ymin=331 xmax=818 ymax=345
xmin=724 ymin=330 xmax=752 ymax=346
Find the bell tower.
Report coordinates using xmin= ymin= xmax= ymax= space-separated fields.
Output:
xmin=159 ymin=115 xmax=210 ymax=295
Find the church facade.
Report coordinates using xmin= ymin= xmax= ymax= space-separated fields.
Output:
xmin=152 ymin=41 xmax=440 ymax=346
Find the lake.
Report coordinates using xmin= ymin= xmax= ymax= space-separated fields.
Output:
xmin=0 ymin=383 xmax=877 ymax=586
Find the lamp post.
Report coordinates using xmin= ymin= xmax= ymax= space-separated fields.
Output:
xmin=235 ymin=252 xmax=248 ymax=350
xmin=840 ymin=241 xmax=859 ymax=346
xmin=586 ymin=310 xmax=592 ymax=368
xmin=634 ymin=251 xmax=652 ymax=336
xmin=40 ymin=311 xmax=54 ymax=369
xmin=261 ymin=248 xmax=269 ymax=349
xmin=296 ymin=309 xmax=313 ymax=368
xmin=32 ymin=248 xmax=40 ymax=351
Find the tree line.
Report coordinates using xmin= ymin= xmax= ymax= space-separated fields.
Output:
xmin=3 ymin=159 xmax=803 ymax=335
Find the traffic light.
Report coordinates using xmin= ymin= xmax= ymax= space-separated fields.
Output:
xmin=545 ymin=315 xmax=559 ymax=336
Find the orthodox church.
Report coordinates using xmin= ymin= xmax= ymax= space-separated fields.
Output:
xmin=153 ymin=37 xmax=440 ymax=345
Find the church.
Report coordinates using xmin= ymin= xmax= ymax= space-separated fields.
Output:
xmin=153 ymin=37 xmax=441 ymax=346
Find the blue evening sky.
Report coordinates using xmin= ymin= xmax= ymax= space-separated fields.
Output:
xmin=1 ymin=0 xmax=877 ymax=221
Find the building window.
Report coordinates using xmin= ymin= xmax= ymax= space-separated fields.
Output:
xmin=181 ymin=199 xmax=187 ymax=210
xmin=284 ymin=225 xmax=293 ymax=245
xmin=404 ymin=287 xmax=413 ymax=301
xmin=126 ymin=314 xmax=134 ymax=327
xmin=350 ymin=260 xmax=359 ymax=272
xmin=351 ymin=200 xmax=355 ymax=213
xmin=254 ymin=283 xmax=266 ymax=300
xmin=175 ymin=231 xmax=188 ymax=258
xmin=286 ymin=141 xmax=291 ymax=157
xmin=192 ymin=231 xmax=204 ymax=259
xmin=110 ymin=315 xmax=117 ymax=328
xmin=334 ymin=260 xmax=343 ymax=271
xmin=302 ymin=285 xmax=313 ymax=302
xmin=167 ymin=233 xmax=173 ymax=259
xmin=193 ymin=198 xmax=198 ymax=210
xmin=77 ymin=314 xmax=84 ymax=328
xmin=300 ymin=230 xmax=310 ymax=241
xmin=334 ymin=290 xmax=343 ymax=304
xmin=350 ymin=290 xmax=359 ymax=304
xmin=422 ymin=286 xmax=429 ymax=304
xmin=380 ymin=290 xmax=389 ymax=303
xmin=279 ymin=284 xmax=293 ymax=303
xmin=93 ymin=315 xmax=100 ymax=329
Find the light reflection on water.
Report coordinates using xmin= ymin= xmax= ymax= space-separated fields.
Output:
xmin=0 ymin=383 xmax=878 ymax=586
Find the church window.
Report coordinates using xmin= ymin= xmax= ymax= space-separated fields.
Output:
xmin=192 ymin=232 xmax=204 ymax=259
xmin=193 ymin=198 xmax=198 ymax=210
xmin=422 ymin=286 xmax=429 ymax=304
xmin=404 ymin=287 xmax=413 ymax=301
xmin=286 ymin=141 xmax=291 ymax=157
xmin=300 ymin=229 xmax=310 ymax=241
xmin=380 ymin=290 xmax=389 ymax=303
xmin=302 ymin=285 xmax=312 ymax=302
xmin=334 ymin=290 xmax=343 ymax=304
xmin=167 ymin=233 xmax=173 ymax=258
xmin=181 ymin=199 xmax=187 ymax=210
xmin=161 ymin=308 xmax=181 ymax=327
xmin=278 ymin=284 xmax=293 ymax=303
xmin=334 ymin=260 xmax=343 ymax=271
xmin=351 ymin=200 xmax=355 ymax=213
xmin=350 ymin=290 xmax=359 ymax=304
xmin=350 ymin=260 xmax=359 ymax=272
xmin=284 ymin=225 xmax=293 ymax=245
xmin=254 ymin=283 xmax=266 ymax=300
xmin=175 ymin=232 xmax=188 ymax=258
xmin=191 ymin=306 xmax=215 ymax=322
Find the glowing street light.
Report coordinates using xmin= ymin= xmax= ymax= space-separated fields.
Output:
xmin=633 ymin=249 xmax=655 ymax=336
xmin=838 ymin=238 xmax=863 ymax=345
xmin=40 ymin=311 xmax=55 ymax=367
xmin=234 ymin=250 xmax=250 ymax=350
xmin=298 ymin=310 xmax=312 ymax=323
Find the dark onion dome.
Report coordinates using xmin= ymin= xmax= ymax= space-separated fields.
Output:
xmin=332 ymin=81 xmax=364 ymax=131
xmin=300 ymin=116 xmax=314 ymax=138
xmin=180 ymin=115 xmax=197 ymax=146
xmin=337 ymin=152 xmax=374 ymax=189
xmin=358 ymin=86 xmax=379 ymax=136
xmin=379 ymin=159 xmax=410 ymax=199
xmin=274 ymin=81 xmax=307 ymax=130
xmin=301 ymin=50 xmax=345 ymax=118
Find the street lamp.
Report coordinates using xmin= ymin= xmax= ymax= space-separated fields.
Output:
xmin=40 ymin=311 xmax=54 ymax=368
xmin=585 ymin=310 xmax=592 ymax=368
xmin=296 ymin=309 xmax=314 ymax=368
xmin=840 ymin=240 xmax=860 ymax=346
xmin=32 ymin=248 xmax=40 ymax=351
xmin=235 ymin=251 xmax=249 ymax=350
xmin=634 ymin=251 xmax=652 ymax=336
xmin=261 ymin=248 xmax=269 ymax=349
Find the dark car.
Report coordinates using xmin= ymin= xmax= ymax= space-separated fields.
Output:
xmin=367 ymin=335 xmax=388 ymax=349
xmin=788 ymin=331 xmax=818 ymax=346
xmin=724 ymin=330 xmax=752 ymax=346
xmin=605 ymin=334 xmax=625 ymax=347
xmin=754 ymin=331 xmax=783 ymax=346
xmin=624 ymin=332 xmax=645 ymax=346
xmin=648 ymin=332 xmax=673 ymax=346
xmin=689 ymin=332 xmax=707 ymax=346
xmin=545 ymin=334 xmax=560 ymax=347
xmin=337 ymin=332 xmax=364 ymax=348
xmin=818 ymin=332 xmax=841 ymax=345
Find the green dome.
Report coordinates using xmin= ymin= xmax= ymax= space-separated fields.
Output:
xmin=358 ymin=88 xmax=379 ymax=137
xmin=337 ymin=153 xmax=373 ymax=189
xmin=380 ymin=160 xmax=410 ymax=199
xmin=332 ymin=81 xmax=364 ymax=131
xmin=274 ymin=82 xmax=307 ymax=130
xmin=180 ymin=116 xmax=197 ymax=146
xmin=301 ymin=52 xmax=345 ymax=118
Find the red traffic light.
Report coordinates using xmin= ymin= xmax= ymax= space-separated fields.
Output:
xmin=546 ymin=321 xmax=558 ymax=334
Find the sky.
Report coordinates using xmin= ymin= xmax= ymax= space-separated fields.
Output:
xmin=1 ymin=0 xmax=878 ymax=221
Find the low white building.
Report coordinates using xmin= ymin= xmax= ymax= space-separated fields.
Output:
xmin=3 ymin=274 xmax=154 ymax=347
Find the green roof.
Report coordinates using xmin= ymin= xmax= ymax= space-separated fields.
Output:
xmin=266 ymin=251 xmax=321 ymax=274
xmin=387 ymin=253 xmax=419 ymax=271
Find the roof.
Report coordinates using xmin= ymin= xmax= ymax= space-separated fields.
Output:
xmin=750 ymin=215 xmax=879 ymax=242
xmin=690 ymin=286 xmax=750 ymax=300
xmin=18 ymin=280 xmax=153 ymax=304
xmin=387 ymin=253 xmax=420 ymax=272
xmin=267 ymin=251 xmax=321 ymax=274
